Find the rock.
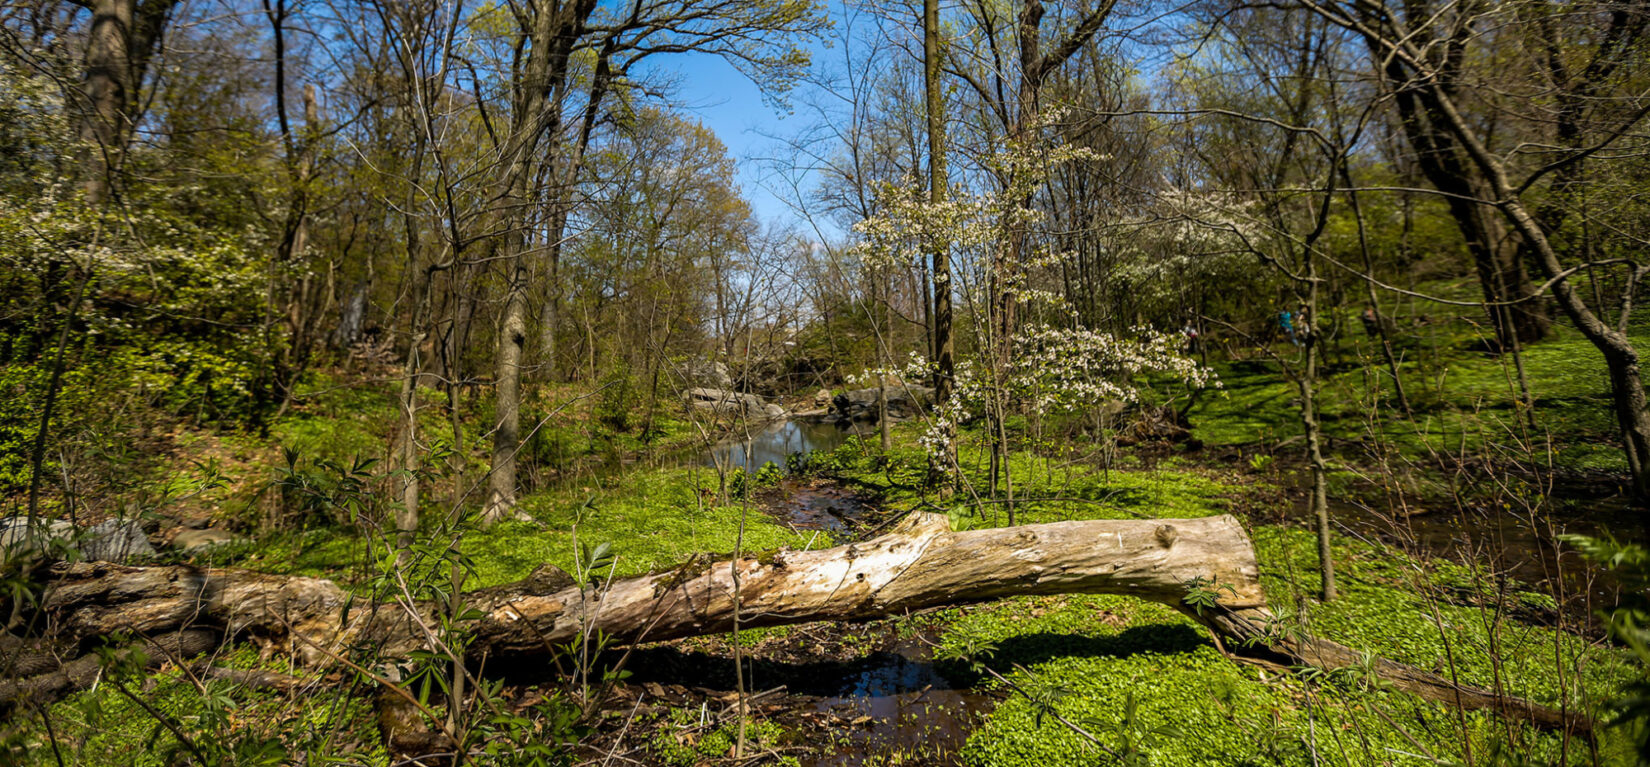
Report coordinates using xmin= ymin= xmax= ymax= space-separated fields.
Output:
xmin=812 ymin=389 xmax=832 ymax=407
xmin=681 ymin=360 xmax=734 ymax=390
xmin=682 ymin=388 xmax=785 ymax=421
xmin=0 ymin=516 xmax=75 ymax=558
xmin=172 ymin=528 xmax=244 ymax=551
xmin=831 ymin=384 xmax=934 ymax=423
xmin=82 ymin=520 xmax=156 ymax=561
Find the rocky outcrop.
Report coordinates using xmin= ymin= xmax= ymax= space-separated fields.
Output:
xmin=682 ymin=388 xmax=786 ymax=421
xmin=82 ymin=520 xmax=156 ymax=561
xmin=680 ymin=360 xmax=734 ymax=390
xmin=0 ymin=517 xmax=74 ymax=560
xmin=830 ymin=384 xmax=934 ymax=424
xmin=0 ymin=516 xmax=155 ymax=563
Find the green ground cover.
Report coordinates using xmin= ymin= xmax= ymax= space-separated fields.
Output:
xmin=823 ymin=436 xmax=1637 ymax=766
xmin=13 ymin=315 xmax=1645 ymax=765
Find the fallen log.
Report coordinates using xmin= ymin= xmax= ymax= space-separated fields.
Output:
xmin=17 ymin=513 xmax=1586 ymax=732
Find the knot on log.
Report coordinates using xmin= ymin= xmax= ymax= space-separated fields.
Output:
xmin=1154 ymin=524 xmax=1178 ymax=548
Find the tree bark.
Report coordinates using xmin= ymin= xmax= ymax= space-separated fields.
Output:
xmin=922 ymin=0 xmax=956 ymax=478
xmin=483 ymin=262 xmax=528 ymax=524
xmin=77 ymin=0 xmax=180 ymax=205
xmin=20 ymin=513 xmax=1584 ymax=732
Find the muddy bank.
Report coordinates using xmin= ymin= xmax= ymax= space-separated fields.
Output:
xmin=574 ymin=618 xmax=994 ymax=766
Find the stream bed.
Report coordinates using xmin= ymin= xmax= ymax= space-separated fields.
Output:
xmin=673 ymin=419 xmax=995 ymax=764
xmin=1328 ymin=477 xmax=1647 ymax=623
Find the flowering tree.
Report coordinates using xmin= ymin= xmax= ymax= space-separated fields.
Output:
xmin=850 ymin=121 xmax=1218 ymax=515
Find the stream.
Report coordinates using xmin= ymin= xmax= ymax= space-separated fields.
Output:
xmin=797 ymin=627 xmax=992 ymax=767
xmin=680 ymin=418 xmax=993 ymax=764
xmin=642 ymin=420 xmax=1642 ymax=763
xmin=698 ymin=418 xmax=862 ymax=473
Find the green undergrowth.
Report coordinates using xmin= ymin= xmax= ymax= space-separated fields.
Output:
xmin=1187 ymin=317 xmax=1640 ymax=474
xmin=940 ymin=533 xmax=1634 ymax=766
xmin=19 ymin=393 xmax=1638 ymax=765
xmin=8 ymin=646 xmax=382 ymax=766
xmin=204 ymin=463 xmax=815 ymax=588
xmin=646 ymin=708 xmax=799 ymax=766
xmin=823 ymin=440 xmax=1638 ymax=766
xmin=192 ymin=373 xmax=704 ymax=529
xmin=465 ymin=466 xmax=813 ymax=586
xmin=830 ymin=431 xmax=1255 ymax=525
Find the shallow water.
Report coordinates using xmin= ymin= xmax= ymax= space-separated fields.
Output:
xmin=769 ymin=485 xmax=872 ymax=533
xmin=800 ymin=629 xmax=992 ymax=767
xmin=693 ymin=422 xmax=989 ymax=762
xmin=699 ymin=419 xmax=860 ymax=472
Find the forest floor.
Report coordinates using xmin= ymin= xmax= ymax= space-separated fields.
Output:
xmin=11 ymin=312 xmax=1650 ymax=766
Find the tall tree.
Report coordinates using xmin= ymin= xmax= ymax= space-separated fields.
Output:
xmin=75 ymin=0 xmax=181 ymax=205
xmin=924 ymin=0 xmax=955 ymax=473
xmin=1297 ymin=0 xmax=1650 ymax=497
xmin=481 ymin=0 xmax=825 ymax=523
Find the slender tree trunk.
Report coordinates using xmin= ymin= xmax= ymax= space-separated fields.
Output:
xmin=396 ymin=271 xmax=433 ymax=554
xmin=923 ymin=0 xmax=955 ymax=475
xmin=1300 ymin=263 xmax=1336 ymax=601
xmin=879 ymin=272 xmax=892 ymax=452
xmin=484 ymin=263 xmax=528 ymax=525
xmin=26 ymin=263 xmax=94 ymax=523
xmin=1341 ymin=176 xmax=1412 ymax=415
xmin=539 ymin=218 xmax=564 ymax=382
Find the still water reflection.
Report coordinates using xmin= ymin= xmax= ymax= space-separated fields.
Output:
xmin=699 ymin=419 xmax=858 ymax=472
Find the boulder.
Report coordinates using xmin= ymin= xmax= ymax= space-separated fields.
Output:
xmin=0 ymin=516 xmax=75 ymax=558
xmin=172 ymin=528 xmax=245 ymax=551
xmin=831 ymin=384 xmax=934 ymax=423
xmin=681 ymin=360 xmax=734 ymax=390
xmin=682 ymin=388 xmax=785 ymax=421
xmin=812 ymin=389 xmax=833 ymax=408
xmin=82 ymin=519 xmax=156 ymax=561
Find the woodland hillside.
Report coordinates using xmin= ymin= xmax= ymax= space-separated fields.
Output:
xmin=1 ymin=0 xmax=1649 ymax=764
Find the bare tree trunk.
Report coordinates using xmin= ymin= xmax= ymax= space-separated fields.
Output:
xmin=77 ymin=0 xmax=179 ymax=205
xmin=396 ymin=272 xmax=433 ymax=553
xmin=879 ymin=271 xmax=892 ymax=452
xmin=484 ymin=263 xmax=528 ymax=525
xmin=1341 ymin=176 xmax=1411 ymax=415
xmin=923 ymin=0 xmax=955 ymax=475
xmin=1300 ymin=326 xmax=1336 ymax=602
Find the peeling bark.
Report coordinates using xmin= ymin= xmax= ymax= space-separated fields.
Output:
xmin=13 ymin=514 xmax=1586 ymax=733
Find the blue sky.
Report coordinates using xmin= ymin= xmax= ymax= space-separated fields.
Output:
xmin=650 ymin=51 xmax=814 ymax=231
